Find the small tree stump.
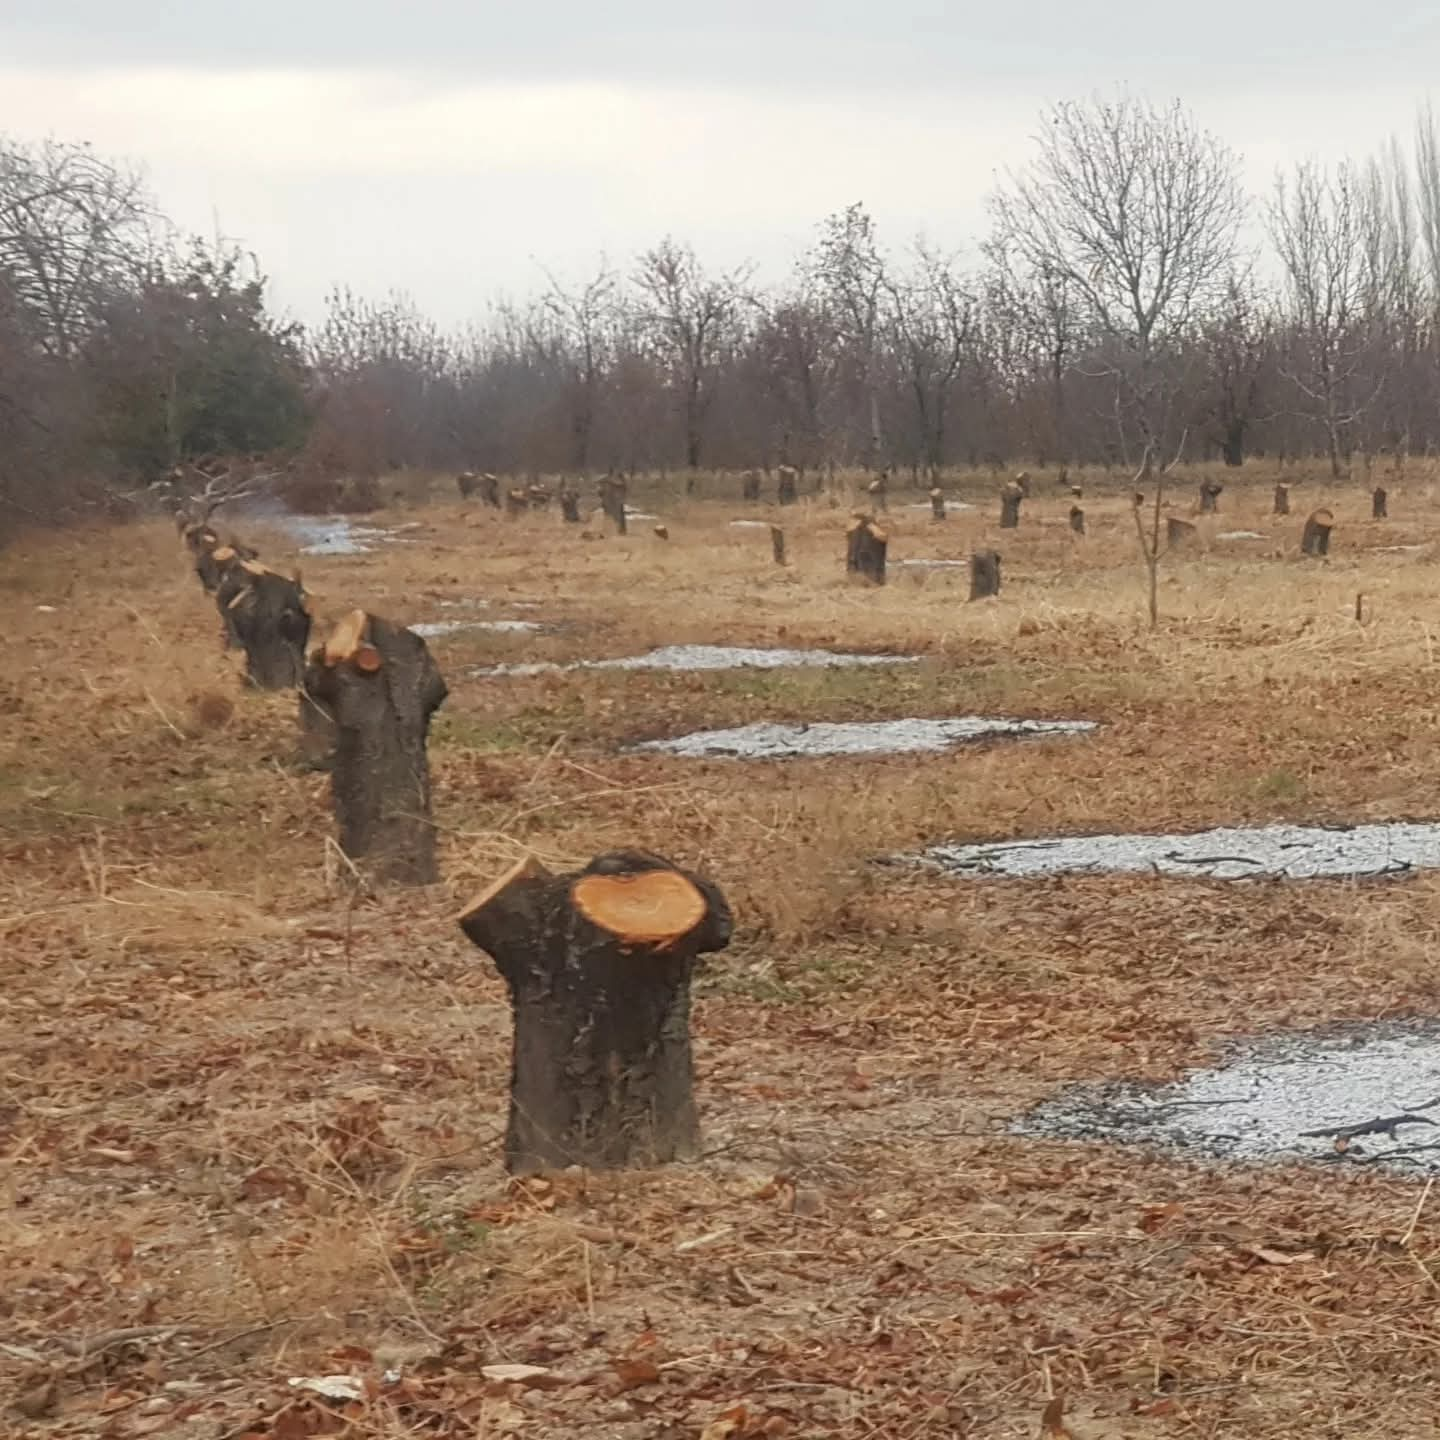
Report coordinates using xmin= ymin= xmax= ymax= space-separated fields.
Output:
xmin=1068 ymin=483 xmax=1083 ymax=499
xmin=969 ymin=549 xmax=1002 ymax=600
xmin=1273 ymin=482 xmax=1291 ymax=516
xmin=1198 ymin=480 xmax=1224 ymax=513
xmin=306 ymin=610 xmax=448 ymax=885
xmin=929 ymin=487 xmax=945 ymax=521
xmin=999 ymin=481 xmax=1023 ymax=529
xmin=598 ymin=475 xmax=628 ymax=533
xmin=558 ymin=480 xmax=581 ymax=522
xmin=457 ymin=471 xmax=479 ymax=500
xmin=527 ymin=484 xmax=552 ymax=511
xmin=653 ymin=524 xmax=669 ymax=540
xmin=182 ymin=522 xmax=220 ymax=559
xmin=741 ymin=469 xmax=762 ymax=502
xmin=777 ymin=465 xmax=799 ymax=505
xmin=504 ymin=486 xmax=528 ymax=519
xmin=845 ymin=514 xmax=887 ymax=584
xmin=458 ymin=850 xmax=732 ymax=1174
xmin=1302 ymin=508 xmax=1334 ymax=557
xmin=770 ymin=524 xmax=787 ymax=566
xmin=1013 ymin=471 xmax=1031 ymax=497
xmin=1069 ymin=505 xmax=1086 ymax=535
xmin=226 ymin=562 xmax=311 ymax=688
xmin=1166 ymin=517 xmax=1197 ymax=548
xmin=867 ymin=471 xmax=889 ymax=512
xmin=480 ymin=473 xmax=501 ymax=508
xmin=1372 ymin=485 xmax=1388 ymax=519
xmin=196 ymin=536 xmax=256 ymax=594
xmin=1132 ymin=490 xmax=1146 ymax=509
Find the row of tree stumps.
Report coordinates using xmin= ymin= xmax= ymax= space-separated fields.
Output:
xmin=176 ymin=507 xmax=734 ymax=1177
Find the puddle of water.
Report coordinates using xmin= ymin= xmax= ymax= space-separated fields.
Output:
xmin=728 ymin=520 xmax=774 ymax=529
xmin=893 ymin=559 xmax=970 ymax=570
xmin=474 ymin=644 xmax=919 ymax=678
xmin=1016 ymin=1021 xmax=1440 ymax=1175
xmin=1217 ymin=530 xmax=1266 ymax=540
xmin=411 ymin=620 xmax=542 ymax=638
xmin=633 ymin=716 xmax=1094 ymax=759
xmin=911 ymin=821 xmax=1440 ymax=880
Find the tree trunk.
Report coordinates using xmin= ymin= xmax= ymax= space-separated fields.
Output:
xmin=929 ymin=487 xmax=945 ymax=521
xmin=867 ymin=472 xmax=889 ymax=512
xmin=480 ymin=473 xmax=501 ymax=508
xmin=306 ymin=610 xmax=448 ymax=885
xmin=598 ymin=476 xmax=628 ymax=534
xmin=458 ymin=851 xmax=732 ymax=1174
xmin=770 ymin=524 xmax=787 ymax=566
xmin=226 ymin=563 xmax=312 ymax=689
xmin=1301 ymin=509 xmax=1334 ymax=557
xmin=1069 ymin=505 xmax=1085 ymax=535
xmin=1166 ymin=517 xmax=1197 ymax=548
xmin=1198 ymin=481 xmax=1223 ymax=514
xmin=777 ymin=466 xmax=798 ymax=506
xmin=999 ymin=483 xmax=1023 ymax=529
xmin=1372 ymin=486 xmax=1388 ymax=520
xmin=1221 ymin=418 xmax=1245 ymax=467
xmin=969 ymin=549 xmax=1001 ymax=600
xmin=1273 ymin=483 xmax=1291 ymax=516
xmin=742 ymin=469 xmax=761 ymax=502
xmin=845 ymin=515 xmax=887 ymax=584
xmin=559 ymin=482 xmax=581 ymax=523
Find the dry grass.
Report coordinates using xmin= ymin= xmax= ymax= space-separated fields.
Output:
xmin=8 ymin=462 xmax=1440 ymax=1436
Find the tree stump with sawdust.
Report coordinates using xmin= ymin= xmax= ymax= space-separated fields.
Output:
xmin=846 ymin=514 xmax=888 ymax=584
xmin=742 ymin=469 xmax=762 ymax=502
xmin=777 ymin=465 xmax=798 ymax=506
xmin=969 ymin=549 xmax=1001 ymax=600
xmin=999 ymin=482 xmax=1023 ymax=529
xmin=223 ymin=561 xmax=312 ymax=688
xmin=1069 ymin=505 xmax=1085 ymax=535
xmin=559 ymin=480 xmax=581 ymax=523
xmin=306 ymin=610 xmax=448 ymax=885
xmin=458 ymin=850 xmax=732 ymax=1174
xmin=1166 ymin=516 xmax=1197 ymax=549
xmin=1274 ymin=482 xmax=1291 ymax=516
xmin=770 ymin=524 xmax=787 ymax=566
xmin=1198 ymin=480 xmax=1223 ymax=513
xmin=1302 ymin=508 xmax=1334 ymax=557
xmin=1372 ymin=485 xmax=1388 ymax=519
xmin=929 ymin=487 xmax=945 ymax=521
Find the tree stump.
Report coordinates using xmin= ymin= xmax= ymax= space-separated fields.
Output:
xmin=504 ymin=486 xmax=528 ymax=519
xmin=653 ymin=524 xmax=669 ymax=540
xmin=777 ymin=465 xmax=798 ymax=506
xmin=527 ymin=483 xmax=552 ymax=511
xmin=296 ymin=678 xmax=336 ymax=772
xmin=969 ymin=549 xmax=1002 ymax=600
xmin=1068 ymin=483 xmax=1083 ymax=499
xmin=196 ymin=536 xmax=258 ymax=594
xmin=306 ymin=610 xmax=448 ymax=885
xmin=867 ymin=471 xmax=889 ymax=512
xmin=1198 ymin=480 xmax=1224 ymax=513
xmin=226 ymin=562 xmax=312 ymax=688
xmin=1166 ymin=517 xmax=1197 ymax=549
xmin=458 ymin=850 xmax=733 ymax=1174
xmin=1372 ymin=486 xmax=1388 ymax=519
xmin=598 ymin=475 xmax=628 ymax=533
xmin=182 ymin=522 xmax=220 ymax=559
xmin=742 ymin=469 xmax=762 ymax=502
xmin=999 ymin=481 xmax=1023 ymax=529
xmin=845 ymin=514 xmax=887 ymax=584
xmin=457 ymin=471 xmax=479 ymax=500
xmin=929 ymin=487 xmax=945 ymax=521
xmin=558 ymin=482 xmax=581 ymax=523
xmin=770 ymin=524 xmax=787 ymax=566
xmin=1273 ymin=482 xmax=1291 ymax=516
xmin=1302 ymin=508 xmax=1334 ymax=557
xmin=1013 ymin=470 xmax=1031 ymax=497
xmin=480 ymin=473 xmax=501 ymax=508
xmin=1069 ymin=505 xmax=1086 ymax=535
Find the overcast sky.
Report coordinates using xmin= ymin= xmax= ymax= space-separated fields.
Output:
xmin=4 ymin=2 xmax=1440 ymax=326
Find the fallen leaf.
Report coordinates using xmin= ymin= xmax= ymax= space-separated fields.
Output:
xmin=611 ymin=1357 xmax=660 ymax=1392
xmin=1040 ymin=1393 xmax=1073 ymax=1438
xmin=287 ymin=1374 xmax=364 ymax=1402
xmin=700 ymin=1403 xmax=750 ymax=1440
xmin=1241 ymin=1245 xmax=1315 ymax=1266
xmin=481 ymin=1363 xmax=554 ymax=1387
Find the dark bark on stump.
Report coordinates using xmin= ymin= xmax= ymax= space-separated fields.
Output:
xmin=307 ymin=611 xmax=448 ymax=885
xmin=559 ymin=483 xmax=581 ymax=523
xmin=458 ymin=850 xmax=732 ymax=1174
xmin=480 ymin=473 xmax=501 ymax=508
xmin=1302 ymin=509 xmax=1333 ymax=557
xmin=929 ymin=487 xmax=945 ymax=521
xmin=742 ymin=469 xmax=762 ymax=502
xmin=1372 ymin=486 xmax=1388 ymax=519
xmin=999 ymin=483 xmax=1023 ymax=529
xmin=527 ymin=484 xmax=552 ymax=511
xmin=1013 ymin=471 xmax=1031 ymax=497
xmin=1166 ymin=517 xmax=1197 ymax=548
xmin=196 ymin=537 xmax=258 ymax=594
xmin=969 ymin=549 xmax=1002 ymax=600
xmin=1069 ymin=505 xmax=1085 ymax=535
xmin=777 ymin=466 xmax=798 ymax=505
xmin=867 ymin=472 xmax=889 ymax=511
xmin=845 ymin=515 xmax=887 ymax=584
xmin=598 ymin=476 xmax=628 ymax=533
xmin=770 ymin=524 xmax=787 ymax=566
xmin=227 ymin=564 xmax=311 ymax=688
xmin=1274 ymin=483 xmax=1291 ymax=516
xmin=504 ymin=487 xmax=528 ymax=519
xmin=457 ymin=471 xmax=479 ymax=500
xmin=296 ymin=675 xmax=336 ymax=772
xmin=1198 ymin=481 xmax=1223 ymax=513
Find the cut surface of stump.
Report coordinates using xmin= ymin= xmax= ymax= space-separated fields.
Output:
xmin=1198 ymin=480 xmax=1223 ymax=513
xmin=226 ymin=565 xmax=311 ymax=688
xmin=969 ymin=548 xmax=1001 ymax=600
xmin=999 ymin=482 xmax=1023 ymax=529
xmin=845 ymin=514 xmax=887 ymax=584
xmin=1068 ymin=505 xmax=1085 ymax=535
xmin=1274 ymin=482 xmax=1291 ymax=515
xmin=1372 ymin=486 xmax=1388 ymax=519
xmin=770 ymin=523 xmax=787 ymax=566
xmin=307 ymin=610 xmax=448 ymax=885
xmin=458 ymin=850 xmax=732 ymax=1174
xmin=1166 ymin=516 xmax=1197 ymax=548
xmin=653 ymin=524 xmax=669 ymax=540
xmin=776 ymin=465 xmax=798 ymax=506
xmin=1302 ymin=508 xmax=1334 ymax=557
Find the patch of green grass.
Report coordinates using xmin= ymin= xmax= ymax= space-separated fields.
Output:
xmin=1253 ymin=767 xmax=1308 ymax=805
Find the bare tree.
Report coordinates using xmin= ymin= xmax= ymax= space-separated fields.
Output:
xmin=540 ymin=259 xmax=617 ymax=475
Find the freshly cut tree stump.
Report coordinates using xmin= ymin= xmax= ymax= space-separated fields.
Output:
xmin=457 ymin=471 xmax=479 ymax=500
xmin=653 ymin=524 xmax=669 ymax=540
xmin=1372 ymin=485 xmax=1388 ymax=519
xmin=845 ymin=514 xmax=888 ymax=584
xmin=226 ymin=562 xmax=312 ymax=688
xmin=969 ymin=549 xmax=1001 ymax=600
xmin=999 ymin=481 xmax=1023 ymax=529
xmin=458 ymin=850 xmax=732 ymax=1174
xmin=770 ymin=523 xmax=787 ymax=566
xmin=929 ymin=487 xmax=945 ymax=521
xmin=1069 ymin=504 xmax=1086 ymax=535
xmin=504 ymin=486 xmax=528 ymax=519
xmin=741 ymin=469 xmax=762 ymax=502
xmin=1273 ymin=482 xmax=1291 ymax=516
xmin=777 ymin=465 xmax=799 ymax=506
xmin=305 ymin=609 xmax=448 ymax=885
xmin=183 ymin=522 xmax=220 ymax=558
xmin=1068 ymin=483 xmax=1084 ymax=499
xmin=527 ymin=483 xmax=552 ymax=510
xmin=867 ymin=471 xmax=889 ymax=511
xmin=598 ymin=475 xmax=628 ymax=533
xmin=1013 ymin=470 xmax=1031 ymax=497
xmin=558 ymin=480 xmax=581 ymax=523
xmin=1198 ymin=480 xmax=1224 ymax=513
xmin=480 ymin=473 xmax=501 ymax=508
xmin=1166 ymin=517 xmax=1197 ymax=548
xmin=1302 ymin=508 xmax=1334 ymax=557
xmin=196 ymin=536 xmax=259 ymax=594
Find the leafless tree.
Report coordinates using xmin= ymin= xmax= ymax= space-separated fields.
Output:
xmin=540 ymin=259 xmax=617 ymax=475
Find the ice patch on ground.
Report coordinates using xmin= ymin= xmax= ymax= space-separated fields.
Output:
xmin=904 ymin=501 xmax=974 ymax=512
xmin=910 ymin=821 xmax=1440 ymax=880
xmin=728 ymin=520 xmax=774 ymax=529
xmin=474 ymin=644 xmax=919 ymax=678
xmin=633 ymin=716 xmax=1094 ymax=759
xmin=893 ymin=559 xmax=970 ymax=570
xmin=1015 ymin=1021 xmax=1440 ymax=1175
xmin=274 ymin=517 xmax=416 ymax=556
xmin=1217 ymin=530 xmax=1266 ymax=540
xmin=411 ymin=620 xmax=542 ymax=638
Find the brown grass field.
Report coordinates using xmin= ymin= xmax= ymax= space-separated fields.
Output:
xmin=8 ymin=464 xmax=1440 ymax=1438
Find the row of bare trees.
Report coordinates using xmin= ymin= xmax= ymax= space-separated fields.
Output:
xmin=12 ymin=93 xmax=1440 ymax=537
